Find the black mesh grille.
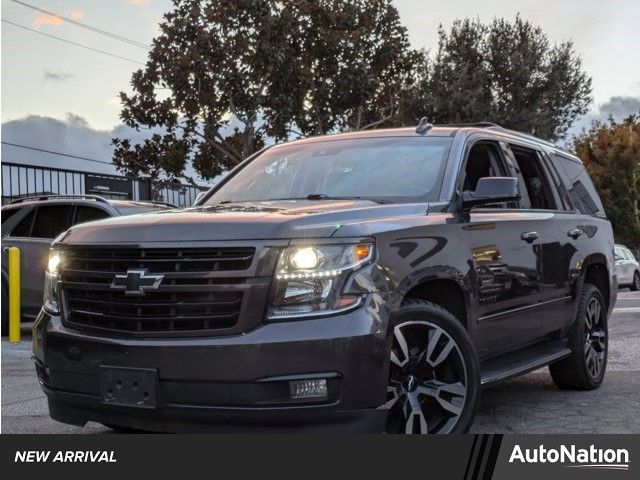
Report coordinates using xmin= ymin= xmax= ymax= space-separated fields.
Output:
xmin=59 ymin=246 xmax=254 ymax=335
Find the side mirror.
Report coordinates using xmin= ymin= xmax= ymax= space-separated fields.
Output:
xmin=460 ymin=177 xmax=520 ymax=210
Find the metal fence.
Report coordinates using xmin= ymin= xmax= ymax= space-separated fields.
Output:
xmin=1 ymin=162 xmax=208 ymax=207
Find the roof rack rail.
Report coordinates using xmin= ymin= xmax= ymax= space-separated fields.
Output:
xmin=8 ymin=194 xmax=110 ymax=205
xmin=442 ymin=122 xmax=557 ymax=148
xmin=440 ymin=122 xmax=503 ymax=128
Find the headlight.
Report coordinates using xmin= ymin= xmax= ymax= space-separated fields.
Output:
xmin=43 ymin=250 xmax=62 ymax=314
xmin=268 ymin=243 xmax=373 ymax=319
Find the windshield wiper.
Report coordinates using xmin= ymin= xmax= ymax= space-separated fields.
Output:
xmin=218 ymin=195 xmax=391 ymax=204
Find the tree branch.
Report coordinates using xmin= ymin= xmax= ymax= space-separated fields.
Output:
xmin=358 ymin=94 xmax=396 ymax=131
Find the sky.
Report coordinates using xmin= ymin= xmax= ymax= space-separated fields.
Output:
xmin=1 ymin=0 xmax=639 ymax=176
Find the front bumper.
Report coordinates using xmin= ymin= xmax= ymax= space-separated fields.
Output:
xmin=33 ymin=293 xmax=394 ymax=433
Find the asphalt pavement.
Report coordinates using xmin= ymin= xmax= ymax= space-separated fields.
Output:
xmin=2 ymin=290 xmax=639 ymax=434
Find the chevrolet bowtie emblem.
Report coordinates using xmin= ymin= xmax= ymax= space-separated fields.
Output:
xmin=110 ymin=269 xmax=164 ymax=296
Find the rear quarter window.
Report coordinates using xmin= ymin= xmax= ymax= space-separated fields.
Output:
xmin=1 ymin=207 xmax=21 ymax=227
xmin=8 ymin=208 xmax=35 ymax=237
xmin=75 ymin=205 xmax=111 ymax=224
xmin=551 ymin=153 xmax=604 ymax=215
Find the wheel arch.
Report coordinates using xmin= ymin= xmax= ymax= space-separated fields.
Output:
xmin=399 ymin=272 xmax=471 ymax=330
xmin=580 ymin=253 xmax=611 ymax=311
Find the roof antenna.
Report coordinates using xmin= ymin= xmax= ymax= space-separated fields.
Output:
xmin=415 ymin=117 xmax=433 ymax=135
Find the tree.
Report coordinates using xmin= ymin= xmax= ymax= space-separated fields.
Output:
xmin=112 ymin=0 xmax=416 ymax=183
xmin=403 ymin=16 xmax=592 ymax=141
xmin=573 ymin=115 xmax=640 ymax=250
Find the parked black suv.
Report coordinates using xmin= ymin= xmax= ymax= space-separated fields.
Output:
xmin=33 ymin=123 xmax=616 ymax=433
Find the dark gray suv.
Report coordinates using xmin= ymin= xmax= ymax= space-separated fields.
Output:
xmin=1 ymin=195 xmax=172 ymax=334
xmin=33 ymin=123 xmax=617 ymax=433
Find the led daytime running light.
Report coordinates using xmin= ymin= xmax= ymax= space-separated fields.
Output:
xmin=277 ymin=269 xmax=340 ymax=280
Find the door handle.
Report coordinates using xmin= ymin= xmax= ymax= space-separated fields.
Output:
xmin=521 ymin=231 xmax=539 ymax=243
xmin=567 ymin=228 xmax=583 ymax=239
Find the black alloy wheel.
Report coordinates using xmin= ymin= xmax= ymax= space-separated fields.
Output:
xmin=384 ymin=319 xmax=471 ymax=434
xmin=583 ymin=296 xmax=606 ymax=380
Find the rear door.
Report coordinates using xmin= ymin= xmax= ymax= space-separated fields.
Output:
xmin=505 ymin=144 xmax=578 ymax=336
xmin=459 ymin=138 xmax=546 ymax=355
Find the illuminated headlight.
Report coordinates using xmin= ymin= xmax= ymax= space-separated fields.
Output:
xmin=43 ymin=250 xmax=62 ymax=314
xmin=47 ymin=252 xmax=61 ymax=275
xmin=268 ymin=243 xmax=373 ymax=319
xmin=290 ymin=247 xmax=321 ymax=270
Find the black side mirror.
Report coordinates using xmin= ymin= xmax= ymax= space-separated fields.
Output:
xmin=460 ymin=177 xmax=520 ymax=210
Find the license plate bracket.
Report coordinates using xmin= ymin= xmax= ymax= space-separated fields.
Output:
xmin=100 ymin=366 xmax=158 ymax=409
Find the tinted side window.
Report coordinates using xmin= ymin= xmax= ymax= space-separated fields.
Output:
xmin=567 ymin=179 xmax=600 ymax=214
xmin=75 ymin=206 xmax=111 ymax=225
xmin=10 ymin=208 xmax=35 ymax=237
xmin=461 ymin=141 xmax=515 ymax=208
xmin=552 ymin=154 xmax=604 ymax=215
xmin=2 ymin=208 xmax=20 ymax=235
xmin=31 ymin=205 xmax=73 ymax=239
xmin=1 ymin=208 xmax=21 ymax=225
xmin=510 ymin=146 xmax=556 ymax=210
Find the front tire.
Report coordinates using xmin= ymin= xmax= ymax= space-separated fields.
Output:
xmin=631 ymin=272 xmax=640 ymax=291
xmin=549 ymin=284 xmax=608 ymax=390
xmin=382 ymin=300 xmax=480 ymax=434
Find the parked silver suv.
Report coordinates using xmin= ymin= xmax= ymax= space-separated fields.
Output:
xmin=1 ymin=195 xmax=173 ymax=334
xmin=614 ymin=244 xmax=640 ymax=291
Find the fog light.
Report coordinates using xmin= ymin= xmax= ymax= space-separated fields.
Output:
xmin=289 ymin=378 xmax=328 ymax=399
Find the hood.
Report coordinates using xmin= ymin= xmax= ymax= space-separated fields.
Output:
xmin=58 ymin=200 xmax=432 ymax=244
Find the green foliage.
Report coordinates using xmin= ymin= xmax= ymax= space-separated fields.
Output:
xmin=402 ymin=16 xmax=592 ymax=141
xmin=573 ymin=115 xmax=640 ymax=249
xmin=113 ymin=0 xmax=415 ymax=182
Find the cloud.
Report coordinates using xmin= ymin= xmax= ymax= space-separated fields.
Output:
xmin=1 ymin=114 xmax=208 ymax=182
xmin=127 ymin=0 xmax=151 ymax=5
xmin=33 ymin=14 xmax=63 ymax=27
xmin=68 ymin=10 xmax=84 ymax=20
xmin=564 ymin=95 xmax=640 ymax=142
xmin=33 ymin=9 xmax=84 ymax=27
xmin=42 ymin=69 xmax=75 ymax=82
xmin=598 ymin=96 xmax=640 ymax=118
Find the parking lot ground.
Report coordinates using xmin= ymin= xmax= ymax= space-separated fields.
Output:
xmin=2 ymin=291 xmax=639 ymax=434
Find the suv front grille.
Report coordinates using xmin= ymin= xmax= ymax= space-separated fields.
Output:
xmin=58 ymin=246 xmax=255 ymax=336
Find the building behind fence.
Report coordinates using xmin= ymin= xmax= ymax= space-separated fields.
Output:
xmin=1 ymin=162 xmax=208 ymax=207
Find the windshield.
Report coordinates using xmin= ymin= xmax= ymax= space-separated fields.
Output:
xmin=205 ymin=136 xmax=453 ymax=205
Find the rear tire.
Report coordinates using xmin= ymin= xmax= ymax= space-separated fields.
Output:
xmin=549 ymin=284 xmax=607 ymax=390
xmin=631 ymin=272 xmax=640 ymax=291
xmin=382 ymin=299 xmax=480 ymax=434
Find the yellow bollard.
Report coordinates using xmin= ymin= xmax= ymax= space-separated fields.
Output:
xmin=8 ymin=247 xmax=21 ymax=343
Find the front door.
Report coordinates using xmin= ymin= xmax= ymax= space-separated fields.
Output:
xmin=458 ymin=139 xmax=546 ymax=356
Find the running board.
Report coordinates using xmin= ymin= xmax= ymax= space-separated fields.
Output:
xmin=480 ymin=341 xmax=571 ymax=386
